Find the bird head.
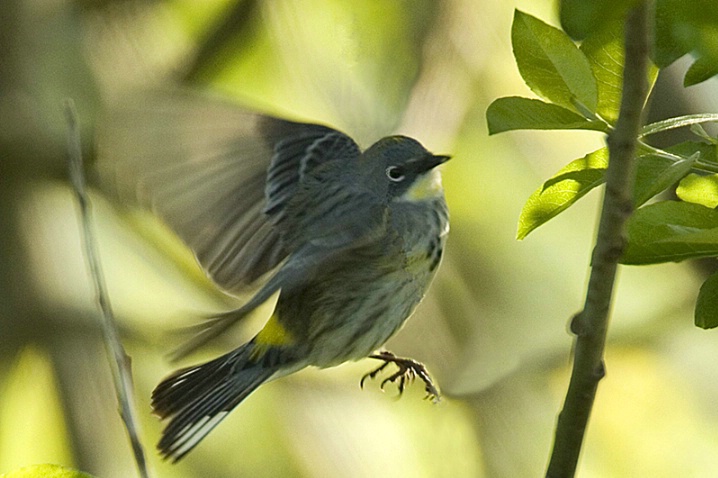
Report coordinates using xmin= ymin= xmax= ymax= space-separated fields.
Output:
xmin=361 ymin=136 xmax=450 ymax=201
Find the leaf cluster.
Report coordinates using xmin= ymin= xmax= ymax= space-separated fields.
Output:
xmin=487 ymin=7 xmax=718 ymax=328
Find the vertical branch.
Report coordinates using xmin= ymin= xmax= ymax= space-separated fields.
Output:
xmin=545 ymin=3 xmax=651 ymax=477
xmin=65 ymin=99 xmax=151 ymax=478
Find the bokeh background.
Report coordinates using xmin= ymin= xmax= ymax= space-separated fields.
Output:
xmin=2 ymin=1 xmax=718 ymax=477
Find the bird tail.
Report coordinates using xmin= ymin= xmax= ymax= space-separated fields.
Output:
xmin=151 ymin=344 xmax=276 ymax=462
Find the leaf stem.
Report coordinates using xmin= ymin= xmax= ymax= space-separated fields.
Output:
xmin=638 ymin=140 xmax=718 ymax=174
xmin=545 ymin=3 xmax=651 ymax=477
xmin=640 ymin=113 xmax=718 ymax=137
xmin=691 ymin=162 xmax=718 ymax=174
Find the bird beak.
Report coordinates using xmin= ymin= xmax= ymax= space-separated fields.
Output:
xmin=433 ymin=154 xmax=451 ymax=165
xmin=416 ymin=154 xmax=451 ymax=173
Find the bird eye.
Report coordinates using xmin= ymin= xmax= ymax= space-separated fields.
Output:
xmin=386 ymin=166 xmax=405 ymax=182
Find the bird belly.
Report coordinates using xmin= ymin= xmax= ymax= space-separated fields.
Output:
xmin=275 ymin=255 xmax=437 ymax=368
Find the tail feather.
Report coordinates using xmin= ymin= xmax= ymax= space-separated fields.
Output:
xmin=152 ymin=345 xmax=276 ymax=462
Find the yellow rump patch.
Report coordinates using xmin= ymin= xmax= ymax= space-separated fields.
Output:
xmin=255 ymin=314 xmax=293 ymax=346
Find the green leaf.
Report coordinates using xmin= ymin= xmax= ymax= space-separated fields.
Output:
xmin=623 ymin=201 xmax=718 ymax=264
xmin=517 ymin=148 xmax=608 ymax=239
xmin=640 ymin=114 xmax=718 ymax=137
xmin=684 ymin=56 xmax=718 ymax=86
xmin=0 ymin=464 xmax=97 ymax=478
xmin=653 ymin=0 xmax=692 ymax=67
xmin=677 ymin=173 xmax=718 ymax=208
xmin=516 ymin=142 xmax=705 ymax=240
xmin=668 ymin=140 xmax=718 ymax=163
xmin=560 ymin=0 xmax=633 ymax=40
xmin=580 ymin=20 xmax=659 ymax=124
xmin=512 ymin=10 xmax=598 ymax=113
xmin=486 ymin=97 xmax=609 ymax=134
xmin=579 ymin=22 xmax=624 ymax=124
xmin=653 ymin=0 xmax=718 ymax=68
xmin=696 ymin=272 xmax=718 ymax=329
xmin=633 ymin=153 xmax=697 ymax=207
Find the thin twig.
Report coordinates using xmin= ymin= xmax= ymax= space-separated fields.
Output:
xmin=64 ymin=99 xmax=151 ymax=478
xmin=545 ymin=3 xmax=651 ymax=477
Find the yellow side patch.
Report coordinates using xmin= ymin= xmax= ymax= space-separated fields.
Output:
xmin=404 ymin=169 xmax=443 ymax=201
xmin=255 ymin=313 xmax=293 ymax=346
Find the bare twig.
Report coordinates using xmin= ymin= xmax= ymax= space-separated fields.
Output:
xmin=64 ymin=99 xmax=151 ymax=478
xmin=545 ymin=3 xmax=651 ymax=477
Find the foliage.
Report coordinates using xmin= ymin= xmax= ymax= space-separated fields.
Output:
xmin=487 ymin=5 xmax=718 ymax=329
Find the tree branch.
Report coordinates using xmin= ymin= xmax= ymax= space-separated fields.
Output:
xmin=545 ymin=3 xmax=651 ymax=477
xmin=65 ymin=99 xmax=151 ymax=478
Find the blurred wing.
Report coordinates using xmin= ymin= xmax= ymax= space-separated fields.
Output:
xmin=261 ymin=1 xmax=436 ymax=147
xmin=96 ymin=89 xmax=356 ymax=293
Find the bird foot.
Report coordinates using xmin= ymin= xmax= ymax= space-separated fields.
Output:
xmin=360 ymin=351 xmax=440 ymax=402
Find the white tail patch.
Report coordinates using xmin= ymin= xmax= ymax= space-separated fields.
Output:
xmin=167 ymin=412 xmax=229 ymax=461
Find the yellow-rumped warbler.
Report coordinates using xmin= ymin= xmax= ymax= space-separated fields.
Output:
xmin=97 ymin=91 xmax=450 ymax=462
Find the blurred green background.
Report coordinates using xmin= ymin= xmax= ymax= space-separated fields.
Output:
xmin=2 ymin=0 xmax=718 ymax=477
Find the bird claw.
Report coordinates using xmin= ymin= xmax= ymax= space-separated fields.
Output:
xmin=360 ymin=351 xmax=440 ymax=402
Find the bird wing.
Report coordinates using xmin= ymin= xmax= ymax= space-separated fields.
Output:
xmin=96 ymin=89 xmax=358 ymax=293
xmin=263 ymin=126 xmax=360 ymax=231
xmin=170 ymin=190 xmax=389 ymax=359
